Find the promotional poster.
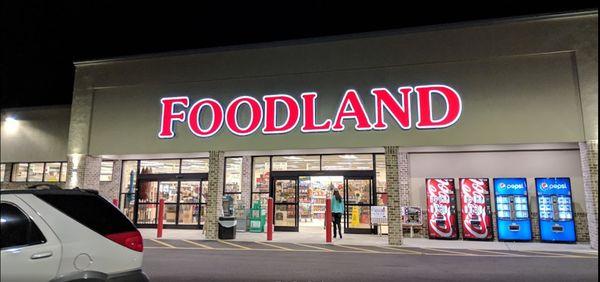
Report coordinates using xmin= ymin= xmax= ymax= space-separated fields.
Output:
xmin=459 ymin=178 xmax=493 ymax=240
xmin=426 ymin=178 xmax=458 ymax=239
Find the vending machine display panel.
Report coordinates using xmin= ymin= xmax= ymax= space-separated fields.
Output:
xmin=493 ymin=178 xmax=532 ymax=241
xmin=535 ymin=177 xmax=576 ymax=243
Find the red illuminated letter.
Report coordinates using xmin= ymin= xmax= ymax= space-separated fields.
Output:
xmin=300 ymin=92 xmax=332 ymax=132
xmin=187 ymin=99 xmax=224 ymax=137
xmin=158 ymin=96 xmax=189 ymax=138
xmin=371 ymin=87 xmax=412 ymax=130
xmin=262 ymin=95 xmax=300 ymax=134
xmin=415 ymin=85 xmax=462 ymax=129
xmin=226 ymin=96 xmax=263 ymax=136
xmin=332 ymin=90 xmax=372 ymax=131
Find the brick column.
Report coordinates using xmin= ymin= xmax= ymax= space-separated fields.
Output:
xmin=0 ymin=163 xmax=12 ymax=189
xmin=66 ymin=154 xmax=101 ymax=190
xmin=579 ymin=141 xmax=598 ymax=249
xmin=385 ymin=146 xmax=402 ymax=245
xmin=205 ymin=151 xmax=225 ymax=240
xmin=99 ymin=160 xmax=122 ymax=202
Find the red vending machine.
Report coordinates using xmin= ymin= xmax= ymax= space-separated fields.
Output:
xmin=459 ymin=178 xmax=493 ymax=240
xmin=426 ymin=178 xmax=458 ymax=239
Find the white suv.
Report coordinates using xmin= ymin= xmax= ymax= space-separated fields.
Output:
xmin=1 ymin=186 xmax=148 ymax=281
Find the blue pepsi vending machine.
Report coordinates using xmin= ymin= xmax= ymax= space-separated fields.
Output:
xmin=535 ymin=178 xmax=576 ymax=243
xmin=493 ymin=178 xmax=532 ymax=241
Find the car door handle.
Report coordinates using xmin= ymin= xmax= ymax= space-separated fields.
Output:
xmin=31 ymin=251 xmax=53 ymax=260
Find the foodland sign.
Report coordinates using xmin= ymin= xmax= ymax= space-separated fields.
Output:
xmin=158 ymin=84 xmax=462 ymax=138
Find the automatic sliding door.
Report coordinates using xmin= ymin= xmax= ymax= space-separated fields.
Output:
xmin=273 ymin=178 xmax=299 ymax=231
xmin=137 ymin=180 xmax=159 ymax=224
xmin=135 ymin=175 xmax=207 ymax=228
xmin=345 ymin=178 xmax=374 ymax=233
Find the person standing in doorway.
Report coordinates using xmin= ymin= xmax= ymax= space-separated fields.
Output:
xmin=332 ymin=188 xmax=344 ymax=239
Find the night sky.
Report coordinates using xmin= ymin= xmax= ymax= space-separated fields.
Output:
xmin=1 ymin=2 xmax=597 ymax=108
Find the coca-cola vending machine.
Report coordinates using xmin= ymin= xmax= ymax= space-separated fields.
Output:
xmin=426 ymin=178 xmax=458 ymax=239
xmin=459 ymin=178 xmax=493 ymax=240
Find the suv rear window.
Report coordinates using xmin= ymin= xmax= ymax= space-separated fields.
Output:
xmin=36 ymin=193 xmax=136 ymax=235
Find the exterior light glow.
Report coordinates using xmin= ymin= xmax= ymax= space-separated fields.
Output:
xmin=3 ymin=116 xmax=19 ymax=134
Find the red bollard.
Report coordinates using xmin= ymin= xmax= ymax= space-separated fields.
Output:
xmin=112 ymin=198 xmax=119 ymax=207
xmin=326 ymin=198 xmax=332 ymax=243
xmin=157 ymin=199 xmax=165 ymax=238
xmin=267 ymin=197 xmax=273 ymax=241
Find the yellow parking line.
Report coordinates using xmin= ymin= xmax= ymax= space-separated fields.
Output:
xmin=295 ymin=243 xmax=333 ymax=252
xmin=255 ymin=241 xmax=293 ymax=251
xmin=517 ymin=250 xmax=572 ymax=257
xmin=182 ymin=239 xmax=213 ymax=249
xmin=150 ymin=239 xmax=176 ymax=248
xmin=379 ymin=246 xmax=422 ymax=255
xmin=469 ymin=249 xmax=521 ymax=256
xmin=217 ymin=240 xmax=251 ymax=250
xmin=424 ymin=248 xmax=475 ymax=256
xmin=337 ymin=245 xmax=379 ymax=253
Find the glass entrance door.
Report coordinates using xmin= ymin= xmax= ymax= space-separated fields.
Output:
xmin=272 ymin=177 xmax=299 ymax=231
xmin=135 ymin=178 xmax=207 ymax=228
xmin=345 ymin=177 xmax=374 ymax=233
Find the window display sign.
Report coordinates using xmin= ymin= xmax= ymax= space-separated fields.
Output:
xmin=459 ymin=178 xmax=493 ymax=240
xmin=158 ymin=84 xmax=463 ymax=139
xmin=426 ymin=178 xmax=458 ymax=239
xmin=535 ymin=178 xmax=576 ymax=243
xmin=371 ymin=206 xmax=388 ymax=224
xmin=493 ymin=178 xmax=532 ymax=241
xmin=401 ymin=206 xmax=423 ymax=226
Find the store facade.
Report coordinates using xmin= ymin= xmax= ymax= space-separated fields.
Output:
xmin=1 ymin=12 xmax=597 ymax=247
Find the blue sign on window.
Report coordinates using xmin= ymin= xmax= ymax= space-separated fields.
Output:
xmin=493 ymin=178 xmax=532 ymax=241
xmin=535 ymin=178 xmax=576 ymax=243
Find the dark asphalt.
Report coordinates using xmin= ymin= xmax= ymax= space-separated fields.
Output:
xmin=142 ymin=248 xmax=598 ymax=282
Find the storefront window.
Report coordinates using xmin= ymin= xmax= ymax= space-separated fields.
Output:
xmin=44 ymin=162 xmax=61 ymax=182
xmin=27 ymin=163 xmax=44 ymax=182
xmin=272 ymin=155 xmax=319 ymax=171
xmin=225 ymin=157 xmax=242 ymax=193
xmin=179 ymin=181 xmax=200 ymax=203
xmin=252 ymin=193 xmax=269 ymax=210
xmin=59 ymin=162 xmax=67 ymax=182
xmin=100 ymin=161 xmax=114 ymax=181
xmin=158 ymin=181 xmax=178 ymax=202
xmin=348 ymin=206 xmax=371 ymax=229
xmin=252 ymin=157 xmax=270 ymax=193
xmin=375 ymin=155 xmax=386 ymax=192
xmin=321 ymin=154 xmax=373 ymax=170
xmin=137 ymin=204 xmax=157 ymax=224
xmin=0 ymin=163 xmax=5 ymax=182
xmin=375 ymin=154 xmax=387 ymax=206
xmin=138 ymin=181 xmax=158 ymax=203
xmin=121 ymin=161 xmax=138 ymax=194
xmin=140 ymin=159 xmax=180 ymax=174
xmin=181 ymin=159 xmax=209 ymax=173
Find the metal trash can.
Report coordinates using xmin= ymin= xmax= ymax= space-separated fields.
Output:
xmin=218 ymin=216 xmax=237 ymax=239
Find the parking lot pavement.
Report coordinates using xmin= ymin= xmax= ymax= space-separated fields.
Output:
xmin=143 ymin=239 xmax=599 ymax=259
xmin=142 ymin=241 xmax=598 ymax=282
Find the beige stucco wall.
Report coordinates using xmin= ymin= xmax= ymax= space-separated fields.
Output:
xmin=70 ymin=12 xmax=596 ymax=156
xmin=1 ymin=106 xmax=71 ymax=162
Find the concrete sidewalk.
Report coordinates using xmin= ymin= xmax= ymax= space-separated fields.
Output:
xmin=139 ymin=227 xmax=597 ymax=253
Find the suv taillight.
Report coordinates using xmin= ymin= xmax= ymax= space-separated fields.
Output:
xmin=105 ymin=230 xmax=144 ymax=252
